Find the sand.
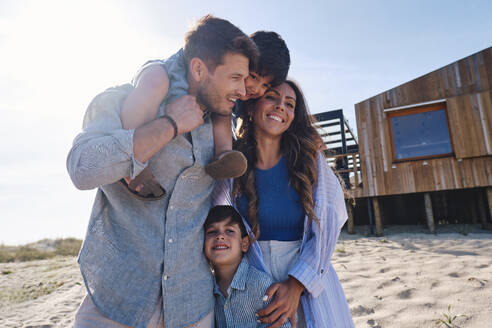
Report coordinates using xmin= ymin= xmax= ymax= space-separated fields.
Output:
xmin=334 ymin=231 xmax=492 ymax=328
xmin=0 ymin=257 xmax=85 ymax=327
xmin=1 ymin=230 xmax=491 ymax=327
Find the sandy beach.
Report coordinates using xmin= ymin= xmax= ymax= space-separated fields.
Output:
xmin=1 ymin=229 xmax=491 ymax=327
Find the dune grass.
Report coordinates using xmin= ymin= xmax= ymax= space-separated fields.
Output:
xmin=0 ymin=238 xmax=82 ymax=263
xmin=1 ymin=280 xmax=66 ymax=304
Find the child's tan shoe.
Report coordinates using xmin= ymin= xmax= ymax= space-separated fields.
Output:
xmin=205 ymin=150 xmax=247 ymax=179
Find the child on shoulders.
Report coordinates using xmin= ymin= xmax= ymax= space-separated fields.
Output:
xmin=118 ymin=31 xmax=290 ymax=200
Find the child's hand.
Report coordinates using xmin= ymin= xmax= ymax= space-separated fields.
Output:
xmin=256 ymin=276 xmax=304 ymax=328
xmin=166 ymin=95 xmax=205 ymax=134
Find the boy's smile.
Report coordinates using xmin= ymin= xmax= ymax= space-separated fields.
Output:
xmin=204 ymin=219 xmax=249 ymax=267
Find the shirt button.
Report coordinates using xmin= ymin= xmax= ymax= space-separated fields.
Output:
xmin=169 ymin=205 xmax=174 ymax=210
xmin=168 ymin=238 xmax=173 ymax=243
xmin=320 ymin=269 xmax=324 ymax=274
xmin=163 ymin=275 xmax=169 ymax=280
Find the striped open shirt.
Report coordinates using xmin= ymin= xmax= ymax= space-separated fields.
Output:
xmin=212 ymin=153 xmax=354 ymax=328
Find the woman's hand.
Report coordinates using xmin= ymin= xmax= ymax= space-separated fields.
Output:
xmin=256 ymin=276 xmax=305 ymax=328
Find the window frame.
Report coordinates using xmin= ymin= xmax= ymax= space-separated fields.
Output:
xmin=387 ymin=102 xmax=455 ymax=163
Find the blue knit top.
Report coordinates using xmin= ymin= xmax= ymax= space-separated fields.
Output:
xmin=237 ymin=156 xmax=305 ymax=241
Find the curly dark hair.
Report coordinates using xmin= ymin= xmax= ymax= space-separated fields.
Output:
xmin=233 ymin=80 xmax=321 ymax=240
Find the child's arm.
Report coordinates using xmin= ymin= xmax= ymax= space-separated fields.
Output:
xmin=121 ymin=65 xmax=170 ymax=129
xmin=205 ymin=114 xmax=247 ymax=179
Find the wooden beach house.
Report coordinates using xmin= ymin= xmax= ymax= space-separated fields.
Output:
xmin=317 ymin=47 xmax=492 ymax=235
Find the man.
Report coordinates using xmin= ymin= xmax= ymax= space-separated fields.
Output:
xmin=67 ymin=15 xmax=258 ymax=327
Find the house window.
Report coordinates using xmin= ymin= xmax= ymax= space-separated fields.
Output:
xmin=388 ymin=103 xmax=453 ymax=161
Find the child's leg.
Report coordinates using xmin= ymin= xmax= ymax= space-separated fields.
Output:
xmin=212 ymin=114 xmax=233 ymax=155
xmin=205 ymin=114 xmax=247 ymax=179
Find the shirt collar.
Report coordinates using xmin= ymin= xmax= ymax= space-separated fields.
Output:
xmin=230 ymin=257 xmax=249 ymax=291
xmin=213 ymin=257 xmax=249 ymax=297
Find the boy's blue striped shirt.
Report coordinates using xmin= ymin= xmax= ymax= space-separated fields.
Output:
xmin=214 ymin=258 xmax=291 ymax=328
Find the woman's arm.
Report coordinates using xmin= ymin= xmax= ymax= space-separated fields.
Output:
xmin=256 ymin=277 xmax=304 ymax=328
xmin=256 ymin=152 xmax=348 ymax=327
xmin=289 ymin=152 xmax=348 ymax=297
xmin=211 ymin=178 xmax=234 ymax=206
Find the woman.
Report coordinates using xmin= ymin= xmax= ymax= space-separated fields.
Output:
xmin=213 ymin=80 xmax=354 ymax=327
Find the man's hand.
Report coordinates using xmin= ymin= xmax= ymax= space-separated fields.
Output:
xmin=132 ymin=95 xmax=205 ymax=164
xmin=165 ymin=95 xmax=204 ymax=134
xmin=256 ymin=276 xmax=305 ymax=328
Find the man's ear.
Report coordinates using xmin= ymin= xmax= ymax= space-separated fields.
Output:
xmin=241 ymin=236 xmax=250 ymax=253
xmin=189 ymin=57 xmax=208 ymax=83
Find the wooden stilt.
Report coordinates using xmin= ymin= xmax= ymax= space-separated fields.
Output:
xmin=372 ymin=197 xmax=383 ymax=236
xmin=477 ymin=190 xmax=489 ymax=230
xmin=487 ymin=188 xmax=492 ymax=224
xmin=367 ymin=198 xmax=375 ymax=235
xmin=470 ymin=197 xmax=479 ymax=224
xmin=346 ymin=201 xmax=355 ymax=234
xmin=441 ymin=192 xmax=448 ymax=220
xmin=424 ymin=193 xmax=436 ymax=233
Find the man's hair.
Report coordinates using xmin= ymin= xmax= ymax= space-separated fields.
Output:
xmin=183 ymin=15 xmax=259 ymax=73
xmin=204 ymin=205 xmax=247 ymax=238
xmin=251 ymin=31 xmax=290 ymax=86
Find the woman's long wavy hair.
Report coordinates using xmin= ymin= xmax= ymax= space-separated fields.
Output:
xmin=233 ymin=80 xmax=321 ymax=241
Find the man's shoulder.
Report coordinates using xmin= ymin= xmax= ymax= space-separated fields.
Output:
xmin=82 ymin=83 xmax=135 ymax=130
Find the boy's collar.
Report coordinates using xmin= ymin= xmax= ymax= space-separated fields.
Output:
xmin=213 ymin=258 xmax=249 ymax=296
xmin=230 ymin=257 xmax=249 ymax=291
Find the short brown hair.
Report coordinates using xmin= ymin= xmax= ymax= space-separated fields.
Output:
xmin=183 ymin=15 xmax=258 ymax=73
xmin=204 ymin=205 xmax=247 ymax=238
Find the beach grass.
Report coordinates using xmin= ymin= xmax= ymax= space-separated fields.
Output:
xmin=0 ymin=238 xmax=82 ymax=263
xmin=434 ymin=305 xmax=468 ymax=328
xmin=0 ymin=280 xmax=66 ymax=304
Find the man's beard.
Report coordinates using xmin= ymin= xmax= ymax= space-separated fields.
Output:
xmin=196 ymin=80 xmax=232 ymax=116
xmin=196 ymin=83 xmax=217 ymax=112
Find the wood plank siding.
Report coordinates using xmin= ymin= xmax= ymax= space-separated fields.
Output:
xmin=354 ymin=47 xmax=492 ymax=198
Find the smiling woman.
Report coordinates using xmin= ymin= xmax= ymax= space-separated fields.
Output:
xmin=210 ymin=80 xmax=355 ymax=327
xmin=251 ymin=84 xmax=297 ymax=140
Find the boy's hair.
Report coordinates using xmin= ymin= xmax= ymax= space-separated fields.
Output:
xmin=183 ymin=15 xmax=259 ymax=73
xmin=251 ymin=31 xmax=290 ymax=87
xmin=204 ymin=205 xmax=248 ymax=238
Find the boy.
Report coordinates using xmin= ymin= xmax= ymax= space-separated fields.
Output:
xmin=203 ymin=205 xmax=291 ymax=328
xmin=119 ymin=31 xmax=290 ymax=199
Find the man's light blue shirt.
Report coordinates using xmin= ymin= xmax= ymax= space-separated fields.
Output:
xmin=67 ymin=50 xmax=215 ymax=328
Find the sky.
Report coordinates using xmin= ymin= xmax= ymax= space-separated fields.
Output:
xmin=1 ymin=0 xmax=491 ymax=245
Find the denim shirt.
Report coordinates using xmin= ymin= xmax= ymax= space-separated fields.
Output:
xmin=67 ymin=49 xmax=215 ymax=328
xmin=214 ymin=258 xmax=291 ymax=328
